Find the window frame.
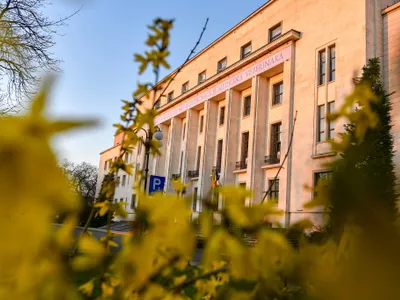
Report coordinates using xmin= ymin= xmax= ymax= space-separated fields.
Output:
xmin=272 ymin=81 xmax=284 ymax=106
xmin=243 ymin=95 xmax=251 ymax=117
xmin=327 ymin=101 xmax=335 ymax=140
xmin=154 ymin=100 xmax=161 ymax=109
xmin=217 ymin=57 xmax=227 ymax=73
xmin=181 ymin=81 xmax=189 ymax=94
xmin=328 ymin=45 xmax=336 ymax=82
xmin=269 ymin=23 xmax=282 ymax=42
xmin=198 ymin=70 xmax=206 ymax=84
xmin=313 ymin=170 xmax=333 ymax=197
xmin=317 ymin=104 xmax=326 ymax=142
xmin=131 ymin=194 xmax=137 ymax=209
xmin=240 ymin=42 xmax=252 ymax=59
xmin=318 ymin=49 xmax=326 ymax=85
xmin=216 ymin=139 xmax=223 ymax=170
xmin=268 ymin=178 xmax=279 ymax=200
xmin=219 ymin=106 xmax=225 ymax=126
xmin=270 ymin=122 xmax=282 ymax=155
xmin=182 ymin=123 xmax=186 ymax=140
xmin=121 ymin=175 xmax=126 ymax=187
xmin=241 ymin=131 xmax=250 ymax=163
xmin=167 ymin=91 xmax=174 ymax=102
xmin=199 ymin=115 xmax=204 ymax=133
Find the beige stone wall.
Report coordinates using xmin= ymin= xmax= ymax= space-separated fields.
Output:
xmin=383 ymin=2 xmax=400 ymax=178
xmin=97 ymin=0 xmax=400 ymax=225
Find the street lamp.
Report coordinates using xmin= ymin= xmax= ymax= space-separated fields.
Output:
xmin=138 ymin=126 xmax=163 ymax=193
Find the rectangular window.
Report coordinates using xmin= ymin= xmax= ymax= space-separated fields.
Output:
xmin=192 ymin=187 xmax=198 ymax=211
xmin=314 ymin=171 xmax=333 ymax=197
xmin=328 ymin=101 xmax=335 ymax=140
xmin=273 ymin=82 xmax=283 ymax=105
xmin=124 ymin=152 xmax=129 ymax=163
xmin=136 ymin=162 xmax=140 ymax=171
xmin=329 ymin=46 xmax=336 ymax=82
xmin=241 ymin=132 xmax=249 ymax=163
xmin=216 ymin=139 xmax=223 ymax=170
xmin=219 ymin=106 xmax=225 ymax=125
xmin=179 ymin=151 xmax=184 ymax=175
xmin=317 ymin=105 xmax=325 ymax=142
xmin=117 ymin=176 xmax=121 ymax=187
xmin=243 ymin=95 xmax=251 ymax=117
xmin=120 ymin=198 xmax=124 ymax=203
xmin=131 ymin=194 xmax=136 ymax=209
xmin=239 ymin=183 xmax=246 ymax=189
xmin=270 ymin=122 xmax=282 ymax=155
xmin=217 ymin=57 xmax=227 ymax=72
xmin=268 ymin=179 xmax=279 ymax=200
xmin=198 ymin=71 xmax=206 ymax=84
xmin=182 ymin=81 xmax=189 ymax=94
xmin=269 ymin=23 xmax=282 ymax=42
xmin=199 ymin=115 xmax=204 ymax=133
xmin=196 ymin=146 xmax=201 ymax=170
xmin=182 ymin=123 xmax=186 ymax=140
xmin=167 ymin=91 xmax=174 ymax=102
xmin=104 ymin=160 xmax=108 ymax=170
xmin=318 ymin=49 xmax=326 ymax=85
xmin=137 ymin=141 xmax=142 ymax=155
xmin=240 ymin=42 xmax=252 ymax=59
xmin=154 ymin=100 xmax=161 ymax=109
xmin=121 ymin=175 xmax=126 ymax=187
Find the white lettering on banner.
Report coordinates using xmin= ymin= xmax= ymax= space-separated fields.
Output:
xmin=155 ymin=46 xmax=291 ymax=125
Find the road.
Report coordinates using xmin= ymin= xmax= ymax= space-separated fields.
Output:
xmin=53 ymin=224 xmax=203 ymax=264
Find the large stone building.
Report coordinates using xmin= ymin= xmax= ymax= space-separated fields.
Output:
xmin=96 ymin=0 xmax=400 ymax=225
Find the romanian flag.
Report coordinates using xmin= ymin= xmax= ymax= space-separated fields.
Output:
xmin=212 ymin=168 xmax=220 ymax=189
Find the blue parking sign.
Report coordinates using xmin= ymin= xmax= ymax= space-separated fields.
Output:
xmin=149 ymin=175 xmax=165 ymax=194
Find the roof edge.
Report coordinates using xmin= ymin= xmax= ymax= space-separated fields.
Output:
xmin=382 ymin=1 xmax=400 ymax=14
xmin=147 ymin=0 xmax=277 ymax=93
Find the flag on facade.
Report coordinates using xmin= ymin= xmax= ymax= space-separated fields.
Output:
xmin=212 ymin=168 xmax=220 ymax=189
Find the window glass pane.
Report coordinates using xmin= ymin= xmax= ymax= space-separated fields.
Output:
xmin=219 ymin=107 xmax=225 ymax=125
xmin=218 ymin=58 xmax=227 ymax=71
xmin=243 ymin=96 xmax=251 ymax=116
xmin=318 ymin=105 xmax=325 ymax=142
xmin=329 ymin=46 xmax=336 ymax=82
xmin=269 ymin=24 xmax=282 ymax=42
xmin=319 ymin=50 xmax=326 ymax=85
xmin=167 ymin=91 xmax=174 ymax=102
xmin=273 ymin=82 xmax=283 ymax=105
xmin=328 ymin=101 xmax=335 ymax=139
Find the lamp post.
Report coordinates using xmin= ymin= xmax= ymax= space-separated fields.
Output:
xmin=137 ymin=127 xmax=163 ymax=193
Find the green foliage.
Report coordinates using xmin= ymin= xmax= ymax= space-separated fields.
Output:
xmin=324 ymin=58 xmax=398 ymax=237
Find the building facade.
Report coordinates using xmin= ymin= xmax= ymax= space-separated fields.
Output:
xmin=96 ymin=0 xmax=400 ymax=225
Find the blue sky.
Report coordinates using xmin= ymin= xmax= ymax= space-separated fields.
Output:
xmin=46 ymin=0 xmax=267 ymax=166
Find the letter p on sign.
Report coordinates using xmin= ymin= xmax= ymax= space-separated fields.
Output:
xmin=149 ymin=175 xmax=166 ymax=194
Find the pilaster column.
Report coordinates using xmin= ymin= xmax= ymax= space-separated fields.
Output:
xmin=250 ymin=75 xmax=269 ymax=203
xmin=199 ymin=100 xmax=218 ymax=199
xmin=224 ymin=89 xmax=241 ymax=184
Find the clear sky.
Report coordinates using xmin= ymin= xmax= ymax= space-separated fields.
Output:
xmin=46 ymin=0 xmax=268 ymax=166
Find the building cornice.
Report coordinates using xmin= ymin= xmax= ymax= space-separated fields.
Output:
xmin=382 ymin=1 xmax=400 ymax=15
xmin=157 ymin=29 xmax=301 ymax=114
xmin=148 ymin=0 xmax=279 ymax=93
xmin=100 ymin=143 xmax=120 ymax=155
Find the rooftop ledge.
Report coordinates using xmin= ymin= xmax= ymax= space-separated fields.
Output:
xmin=157 ymin=29 xmax=301 ymax=114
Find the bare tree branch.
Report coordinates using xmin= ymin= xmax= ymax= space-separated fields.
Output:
xmin=0 ymin=0 xmax=80 ymax=110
